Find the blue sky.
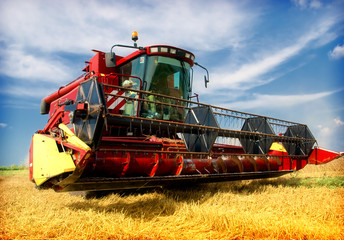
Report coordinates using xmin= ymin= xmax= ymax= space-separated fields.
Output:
xmin=0 ymin=0 xmax=343 ymax=166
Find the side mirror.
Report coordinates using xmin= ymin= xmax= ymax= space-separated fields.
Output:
xmin=204 ymin=75 xmax=209 ymax=88
xmin=194 ymin=62 xmax=210 ymax=88
xmin=105 ymin=52 xmax=116 ymax=67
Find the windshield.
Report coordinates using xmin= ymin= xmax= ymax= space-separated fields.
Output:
xmin=145 ymin=56 xmax=191 ymax=98
xmin=142 ymin=56 xmax=191 ymax=121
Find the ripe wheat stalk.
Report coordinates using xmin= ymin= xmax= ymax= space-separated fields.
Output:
xmin=1 ymin=157 xmax=343 ymax=239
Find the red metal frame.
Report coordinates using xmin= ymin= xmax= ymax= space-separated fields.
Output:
xmin=308 ymin=147 xmax=342 ymax=164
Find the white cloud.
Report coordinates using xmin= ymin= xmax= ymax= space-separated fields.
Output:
xmin=0 ymin=84 xmax=56 ymax=99
xmin=0 ymin=0 xmax=343 ymax=105
xmin=204 ymin=18 xmax=338 ymax=92
xmin=291 ymin=0 xmax=322 ymax=9
xmin=0 ymin=0 xmax=258 ymax=53
xmin=210 ymin=44 xmax=302 ymax=90
xmin=317 ymin=125 xmax=331 ymax=134
xmin=0 ymin=0 xmax=260 ymax=96
xmin=225 ymin=91 xmax=335 ymax=110
xmin=334 ymin=117 xmax=344 ymax=126
xmin=0 ymin=123 xmax=8 ymax=128
xmin=314 ymin=117 xmax=344 ymax=150
xmin=0 ymin=47 xmax=73 ymax=83
xmin=316 ymin=124 xmax=333 ymax=147
xmin=328 ymin=44 xmax=344 ymax=60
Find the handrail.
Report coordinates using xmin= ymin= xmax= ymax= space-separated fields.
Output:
xmin=101 ymin=82 xmax=303 ymax=128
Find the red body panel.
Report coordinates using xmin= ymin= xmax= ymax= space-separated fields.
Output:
xmin=308 ymin=147 xmax=342 ymax=164
xmin=29 ymin=136 xmax=34 ymax=182
xmin=43 ymin=76 xmax=85 ymax=106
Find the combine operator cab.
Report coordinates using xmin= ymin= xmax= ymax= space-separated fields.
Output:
xmin=29 ymin=32 xmax=342 ymax=192
xmin=108 ymin=46 xmax=193 ymax=122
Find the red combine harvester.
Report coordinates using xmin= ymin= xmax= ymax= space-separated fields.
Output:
xmin=29 ymin=32 xmax=342 ymax=192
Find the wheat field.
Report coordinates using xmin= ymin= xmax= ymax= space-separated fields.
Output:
xmin=1 ymin=157 xmax=343 ymax=240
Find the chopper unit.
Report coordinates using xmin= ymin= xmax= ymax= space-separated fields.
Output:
xmin=29 ymin=32 xmax=342 ymax=192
